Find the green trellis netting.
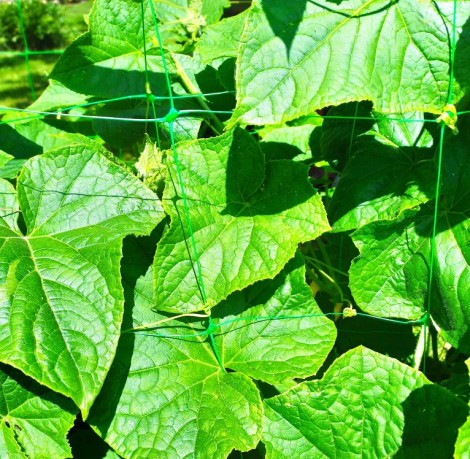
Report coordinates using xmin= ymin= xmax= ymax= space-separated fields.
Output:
xmin=0 ymin=0 xmax=469 ymax=458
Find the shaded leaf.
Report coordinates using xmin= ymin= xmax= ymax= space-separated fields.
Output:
xmin=349 ymin=119 xmax=470 ymax=351
xmin=328 ymin=126 xmax=435 ymax=232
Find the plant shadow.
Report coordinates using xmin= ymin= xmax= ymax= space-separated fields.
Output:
xmin=394 ymin=384 xmax=468 ymax=458
xmin=86 ymin=221 xmax=166 ymax=436
xmin=221 ymin=128 xmax=316 ymax=217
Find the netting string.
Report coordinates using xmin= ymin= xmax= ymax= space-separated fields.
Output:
xmin=124 ymin=311 xmax=427 ymax=340
xmin=147 ymin=0 xmax=225 ymax=371
xmin=5 ymin=100 xmax=470 ymax=126
xmin=421 ymin=0 xmax=459 ymax=373
xmin=15 ymin=0 xmax=35 ymax=100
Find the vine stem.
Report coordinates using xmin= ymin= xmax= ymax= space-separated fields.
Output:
xmin=170 ymin=52 xmax=225 ymax=135
xmin=413 ymin=324 xmax=428 ymax=370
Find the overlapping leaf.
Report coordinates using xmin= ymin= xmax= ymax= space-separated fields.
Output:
xmin=90 ymin=239 xmax=335 ymax=458
xmin=263 ymin=347 xmax=468 ymax=458
xmin=0 ymin=141 xmax=164 ymax=415
xmin=231 ymin=0 xmax=470 ymax=126
xmin=154 ymin=128 xmax=330 ymax=313
xmin=89 ymin=267 xmax=263 ymax=459
xmin=328 ymin=112 xmax=436 ymax=232
xmin=212 ymin=252 xmax=336 ymax=386
xmin=51 ymin=0 xmax=169 ymax=98
xmin=0 ymin=364 xmax=77 ymax=459
xmin=349 ymin=120 xmax=470 ymax=351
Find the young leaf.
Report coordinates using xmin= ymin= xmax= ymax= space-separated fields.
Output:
xmin=0 ymin=364 xmax=77 ymax=459
xmin=231 ymin=0 xmax=470 ymax=126
xmin=263 ymin=346 xmax=468 ymax=458
xmin=0 ymin=142 xmax=164 ymax=416
xmin=154 ymin=128 xmax=330 ymax=313
xmin=135 ymin=135 xmax=166 ymax=191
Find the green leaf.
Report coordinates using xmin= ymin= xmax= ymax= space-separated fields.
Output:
xmin=213 ymin=252 xmax=337 ymax=386
xmin=320 ymin=101 xmax=375 ymax=170
xmin=231 ymin=0 xmax=470 ymax=126
xmin=263 ymin=346 xmax=468 ymax=459
xmin=195 ymin=9 xmax=249 ymax=65
xmin=50 ymin=0 xmax=170 ymax=98
xmin=154 ymin=128 xmax=330 ymax=313
xmin=0 ymin=142 xmax=164 ymax=415
xmin=91 ymin=97 xmax=202 ymax=149
xmin=0 ymin=364 xmax=77 ymax=459
xmin=0 ymin=119 xmax=76 ymax=161
xmin=27 ymin=80 xmax=90 ymax=113
xmin=349 ymin=119 xmax=470 ymax=351
xmin=0 ymin=152 xmax=23 ymax=180
xmin=259 ymin=122 xmax=321 ymax=162
xmin=455 ymin=409 xmax=470 ymax=459
xmin=155 ymin=0 xmax=229 ymax=26
xmin=88 ymin=267 xmax=263 ymax=459
xmin=328 ymin=122 xmax=436 ymax=232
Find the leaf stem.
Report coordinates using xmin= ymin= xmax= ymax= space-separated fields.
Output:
xmin=413 ymin=324 xmax=428 ymax=371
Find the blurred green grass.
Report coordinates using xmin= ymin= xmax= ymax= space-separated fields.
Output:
xmin=0 ymin=0 xmax=92 ymax=109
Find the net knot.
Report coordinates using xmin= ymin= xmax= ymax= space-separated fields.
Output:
xmin=205 ymin=317 xmax=218 ymax=336
xmin=164 ymin=108 xmax=180 ymax=123
xmin=437 ymin=104 xmax=459 ymax=135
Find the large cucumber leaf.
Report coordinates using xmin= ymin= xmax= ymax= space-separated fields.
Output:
xmin=89 ymin=243 xmax=335 ymax=458
xmin=263 ymin=347 xmax=468 ymax=458
xmin=231 ymin=0 xmax=470 ymax=126
xmin=0 ymin=141 xmax=164 ymax=416
xmin=89 ymin=267 xmax=263 ymax=459
xmin=50 ymin=0 xmax=169 ymax=98
xmin=153 ymin=128 xmax=330 ymax=313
